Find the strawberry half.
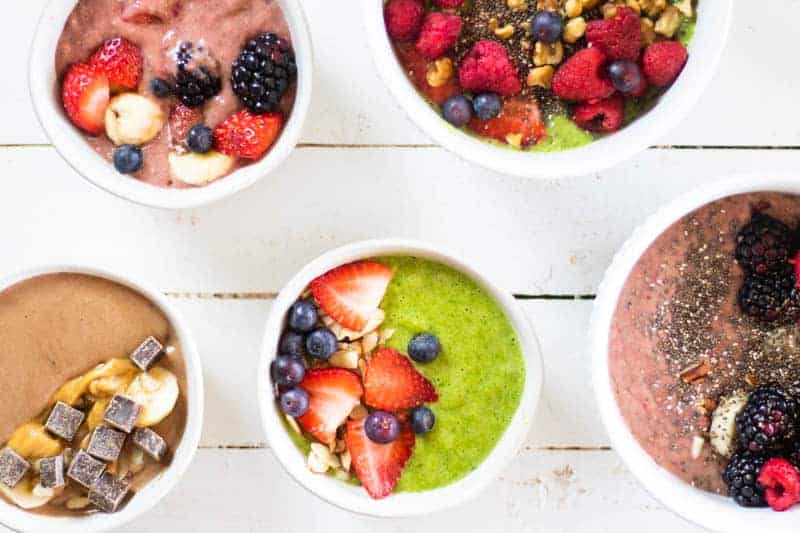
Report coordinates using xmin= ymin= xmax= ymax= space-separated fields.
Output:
xmin=310 ymin=261 xmax=393 ymax=332
xmin=363 ymin=348 xmax=438 ymax=411
xmin=468 ymin=97 xmax=547 ymax=147
xmin=345 ymin=417 xmax=415 ymax=499
xmin=296 ymin=368 xmax=363 ymax=444
xmin=89 ymin=37 xmax=143 ymax=92
xmin=61 ymin=63 xmax=110 ymax=135
xmin=214 ymin=110 xmax=283 ymax=159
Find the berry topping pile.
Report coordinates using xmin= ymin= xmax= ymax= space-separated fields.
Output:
xmin=270 ymin=261 xmax=442 ymax=499
xmin=384 ymin=0 xmax=695 ymax=149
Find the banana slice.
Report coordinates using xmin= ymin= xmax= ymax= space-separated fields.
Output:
xmin=0 ymin=478 xmax=56 ymax=510
xmin=710 ymin=391 xmax=749 ymax=458
xmin=7 ymin=423 xmax=63 ymax=459
xmin=168 ymin=151 xmax=235 ymax=186
xmin=105 ymin=93 xmax=165 ymax=146
xmin=125 ymin=367 xmax=179 ymax=427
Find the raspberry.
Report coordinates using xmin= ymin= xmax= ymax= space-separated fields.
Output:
xmin=385 ymin=0 xmax=426 ymax=42
xmin=758 ymin=458 xmax=800 ymax=512
xmin=642 ymin=41 xmax=688 ymax=87
xmin=433 ymin=0 xmax=463 ymax=7
xmin=552 ymin=47 xmax=615 ymax=101
xmin=415 ymin=13 xmax=462 ymax=59
xmin=585 ymin=7 xmax=642 ymax=61
xmin=573 ymin=94 xmax=624 ymax=133
xmin=735 ymin=212 xmax=796 ymax=274
xmin=458 ymin=40 xmax=521 ymax=97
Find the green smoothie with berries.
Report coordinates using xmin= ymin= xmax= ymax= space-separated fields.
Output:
xmin=385 ymin=0 xmax=696 ymax=151
xmin=270 ymin=256 xmax=525 ymax=498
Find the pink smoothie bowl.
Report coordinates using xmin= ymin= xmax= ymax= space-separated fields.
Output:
xmin=28 ymin=0 xmax=313 ymax=210
xmin=590 ymin=173 xmax=800 ymax=532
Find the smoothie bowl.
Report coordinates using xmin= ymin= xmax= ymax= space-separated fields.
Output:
xmin=591 ymin=174 xmax=800 ymax=532
xmin=0 ymin=265 xmax=203 ymax=532
xmin=29 ymin=0 xmax=312 ymax=209
xmin=364 ymin=0 xmax=731 ymax=178
xmin=258 ymin=240 xmax=542 ymax=516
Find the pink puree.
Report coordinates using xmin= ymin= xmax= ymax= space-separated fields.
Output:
xmin=55 ymin=0 xmax=294 ymax=188
xmin=609 ymin=193 xmax=800 ymax=493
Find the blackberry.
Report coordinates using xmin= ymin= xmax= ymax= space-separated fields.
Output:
xmin=737 ymin=267 xmax=800 ymax=323
xmin=735 ymin=384 xmax=799 ymax=453
xmin=723 ymin=451 xmax=768 ymax=507
xmin=786 ymin=440 xmax=800 ymax=469
xmin=173 ymin=42 xmax=222 ymax=108
xmin=231 ymin=32 xmax=296 ymax=114
xmin=735 ymin=212 xmax=795 ymax=274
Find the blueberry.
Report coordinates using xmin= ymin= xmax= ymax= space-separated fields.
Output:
xmin=531 ymin=11 xmax=563 ymax=43
xmin=279 ymin=388 xmax=309 ymax=417
xmin=607 ymin=59 xmax=644 ymax=93
xmin=113 ymin=145 xmax=143 ymax=174
xmin=187 ymin=125 xmax=214 ymax=154
xmin=410 ymin=406 xmax=436 ymax=434
xmin=270 ymin=355 xmax=306 ymax=388
xmin=472 ymin=93 xmax=502 ymax=121
xmin=150 ymin=78 xmax=172 ymax=98
xmin=442 ymin=95 xmax=472 ymax=127
xmin=279 ymin=330 xmax=305 ymax=357
xmin=408 ymin=333 xmax=441 ymax=364
xmin=305 ymin=328 xmax=337 ymax=360
xmin=364 ymin=411 xmax=400 ymax=444
xmin=287 ymin=300 xmax=318 ymax=333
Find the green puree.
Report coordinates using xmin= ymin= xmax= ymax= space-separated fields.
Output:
xmin=377 ymin=256 xmax=525 ymax=492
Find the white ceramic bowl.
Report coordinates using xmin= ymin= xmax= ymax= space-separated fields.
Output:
xmin=591 ymin=172 xmax=800 ymax=532
xmin=364 ymin=1 xmax=732 ymax=179
xmin=0 ymin=264 xmax=204 ymax=533
xmin=29 ymin=0 xmax=313 ymax=209
xmin=258 ymin=239 xmax=543 ymax=517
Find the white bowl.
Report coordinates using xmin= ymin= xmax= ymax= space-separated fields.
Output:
xmin=591 ymin=172 xmax=800 ymax=532
xmin=0 ymin=264 xmax=204 ymax=533
xmin=363 ymin=1 xmax=732 ymax=179
xmin=257 ymin=239 xmax=543 ymax=517
xmin=29 ymin=0 xmax=313 ymax=210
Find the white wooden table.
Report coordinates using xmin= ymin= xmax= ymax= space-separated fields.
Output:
xmin=2 ymin=1 xmax=796 ymax=531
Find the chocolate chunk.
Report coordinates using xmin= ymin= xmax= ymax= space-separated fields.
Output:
xmin=103 ymin=395 xmax=141 ymax=433
xmin=38 ymin=455 xmax=65 ymax=489
xmin=67 ymin=450 xmax=105 ymax=488
xmin=132 ymin=427 xmax=168 ymax=461
xmin=130 ymin=336 xmax=164 ymax=371
xmin=89 ymin=472 xmax=130 ymax=513
xmin=0 ymin=448 xmax=29 ymax=488
xmin=45 ymin=401 xmax=86 ymax=441
xmin=87 ymin=427 xmax=126 ymax=462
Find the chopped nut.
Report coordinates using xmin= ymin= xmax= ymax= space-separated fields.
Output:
xmin=673 ymin=0 xmax=693 ymax=18
xmin=494 ymin=24 xmax=515 ymax=40
xmin=601 ymin=3 xmax=617 ymax=18
xmin=507 ymin=0 xmax=528 ymax=11
xmin=625 ymin=0 xmax=641 ymax=15
xmin=488 ymin=17 xmax=499 ymax=32
xmin=537 ymin=0 xmax=559 ymax=9
xmin=426 ymin=57 xmax=454 ymax=88
xmin=505 ymin=133 xmax=523 ymax=148
xmin=66 ymin=497 xmax=91 ymax=510
xmin=361 ymin=331 xmax=379 ymax=355
xmin=563 ymin=16 xmax=587 ymax=43
xmin=702 ymin=398 xmax=718 ymax=414
xmin=690 ymin=435 xmax=705 ymax=460
xmin=679 ymin=359 xmax=711 ymax=385
xmin=564 ymin=0 xmax=582 ymax=18
xmin=285 ymin=414 xmax=302 ymax=435
xmin=640 ymin=17 xmax=656 ymax=46
xmin=330 ymin=349 xmax=360 ymax=369
xmin=655 ymin=5 xmax=683 ymax=38
xmin=527 ymin=65 xmax=555 ymax=88
xmin=643 ymin=0 xmax=666 ymax=18
xmin=533 ymin=41 xmax=564 ymax=66
xmin=350 ymin=404 xmax=368 ymax=420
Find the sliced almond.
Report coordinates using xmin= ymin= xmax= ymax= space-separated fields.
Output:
xmin=330 ymin=349 xmax=360 ymax=369
xmin=307 ymin=450 xmax=329 ymax=474
xmin=341 ymin=450 xmax=352 ymax=472
xmin=311 ymin=443 xmax=341 ymax=469
xmin=361 ymin=331 xmax=379 ymax=355
xmin=285 ymin=415 xmax=302 ymax=435
xmin=379 ymin=328 xmax=395 ymax=345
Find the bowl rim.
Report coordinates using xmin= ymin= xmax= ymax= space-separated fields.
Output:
xmin=257 ymin=238 xmax=544 ymax=517
xmin=0 ymin=264 xmax=204 ymax=533
xmin=28 ymin=0 xmax=314 ymax=210
xmin=362 ymin=0 xmax=733 ymax=179
xmin=590 ymin=172 xmax=800 ymax=532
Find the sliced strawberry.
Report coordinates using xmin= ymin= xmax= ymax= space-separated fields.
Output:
xmin=296 ymin=368 xmax=363 ymax=444
xmin=168 ymin=103 xmax=203 ymax=147
xmin=363 ymin=348 xmax=437 ymax=411
xmin=61 ymin=63 xmax=110 ymax=135
xmin=310 ymin=261 xmax=393 ymax=332
xmin=345 ymin=417 xmax=415 ymax=499
xmin=214 ymin=110 xmax=283 ymax=159
xmin=468 ymin=97 xmax=547 ymax=147
xmin=393 ymin=42 xmax=461 ymax=105
xmin=89 ymin=37 xmax=143 ymax=92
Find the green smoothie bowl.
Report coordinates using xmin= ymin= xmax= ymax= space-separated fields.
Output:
xmin=257 ymin=240 xmax=542 ymax=517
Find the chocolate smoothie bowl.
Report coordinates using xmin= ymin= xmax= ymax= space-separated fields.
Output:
xmin=0 ymin=266 xmax=203 ymax=532
xmin=592 ymin=175 xmax=800 ymax=532
xmin=30 ymin=0 xmax=312 ymax=209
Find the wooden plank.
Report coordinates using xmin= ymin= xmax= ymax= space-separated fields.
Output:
xmin=8 ymin=0 xmax=800 ymax=147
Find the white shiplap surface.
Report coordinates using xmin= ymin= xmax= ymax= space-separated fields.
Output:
xmin=2 ymin=0 xmax=795 ymax=531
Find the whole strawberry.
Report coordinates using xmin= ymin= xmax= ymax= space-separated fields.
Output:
xmin=214 ymin=110 xmax=283 ymax=159
xmin=89 ymin=37 xmax=143 ymax=92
